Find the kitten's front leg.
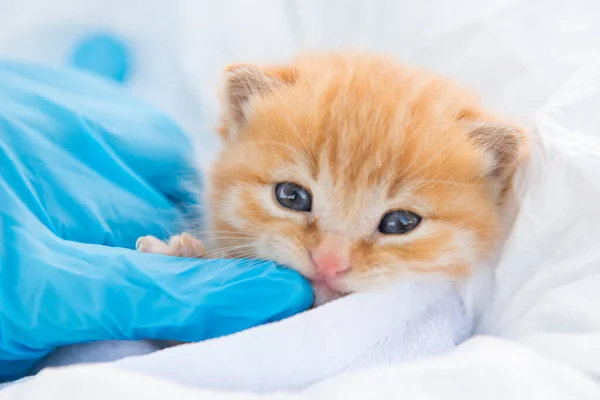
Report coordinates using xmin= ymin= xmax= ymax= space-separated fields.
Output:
xmin=136 ymin=233 xmax=206 ymax=258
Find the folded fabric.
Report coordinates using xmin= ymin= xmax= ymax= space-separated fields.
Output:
xmin=108 ymin=280 xmax=469 ymax=392
xmin=6 ymin=337 xmax=598 ymax=400
xmin=35 ymin=341 xmax=160 ymax=373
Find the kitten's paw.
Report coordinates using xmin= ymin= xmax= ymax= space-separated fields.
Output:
xmin=169 ymin=233 xmax=207 ymax=258
xmin=136 ymin=235 xmax=170 ymax=254
xmin=136 ymin=233 xmax=206 ymax=258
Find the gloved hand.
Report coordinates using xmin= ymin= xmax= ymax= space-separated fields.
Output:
xmin=0 ymin=60 xmax=313 ymax=382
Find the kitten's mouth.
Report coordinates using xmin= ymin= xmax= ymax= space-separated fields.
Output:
xmin=310 ymin=279 xmax=346 ymax=306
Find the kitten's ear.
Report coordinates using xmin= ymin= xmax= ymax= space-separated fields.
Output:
xmin=465 ymin=120 xmax=526 ymax=188
xmin=220 ymin=64 xmax=295 ymax=141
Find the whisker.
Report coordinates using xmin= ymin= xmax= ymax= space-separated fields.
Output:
xmin=201 ymin=244 xmax=260 ymax=258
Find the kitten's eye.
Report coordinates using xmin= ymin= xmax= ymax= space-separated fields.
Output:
xmin=275 ymin=182 xmax=312 ymax=212
xmin=378 ymin=210 xmax=421 ymax=234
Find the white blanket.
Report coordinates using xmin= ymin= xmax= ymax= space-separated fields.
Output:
xmin=4 ymin=58 xmax=600 ymax=400
xmin=4 ymin=337 xmax=599 ymax=400
xmin=113 ymin=282 xmax=469 ymax=392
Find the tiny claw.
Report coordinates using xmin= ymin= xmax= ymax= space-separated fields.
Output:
xmin=180 ymin=232 xmax=192 ymax=247
xmin=135 ymin=237 xmax=144 ymax=251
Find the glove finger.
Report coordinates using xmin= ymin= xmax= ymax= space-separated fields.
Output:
xmin=0 ymin=236 xmax=312 ymax=379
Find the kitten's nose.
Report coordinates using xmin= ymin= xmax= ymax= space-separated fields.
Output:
xmin=312 ymin=252 xmax=350 ymax=279
xmin=311 ymin=234 xmax=351 ymax=280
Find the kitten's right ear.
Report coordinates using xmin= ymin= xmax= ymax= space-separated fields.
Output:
xmin=220 ymin=64 xmax=295 ymax=141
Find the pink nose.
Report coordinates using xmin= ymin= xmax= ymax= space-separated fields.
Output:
xmin=311 ymin=252 xmax=350 ymax=279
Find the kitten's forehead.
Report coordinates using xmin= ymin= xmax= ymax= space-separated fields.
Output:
xmin=248 ymin=55 xmax=484 ymax=188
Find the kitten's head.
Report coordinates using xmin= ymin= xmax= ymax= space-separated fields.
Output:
xmin=207 ymin=53 xmax=525 ymax=304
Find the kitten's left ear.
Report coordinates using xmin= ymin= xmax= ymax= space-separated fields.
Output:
xmin=219 ymin=64 xmax=296 ymax=141
xmin=465 ymin=120 xmax=526 ymax=190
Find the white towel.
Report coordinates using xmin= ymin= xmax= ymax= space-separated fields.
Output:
xmin=36 ymin=340 xmax=161 ymax=371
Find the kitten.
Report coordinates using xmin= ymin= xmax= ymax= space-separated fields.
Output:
xmin=137 ymin=53 xmax=526 ymax=306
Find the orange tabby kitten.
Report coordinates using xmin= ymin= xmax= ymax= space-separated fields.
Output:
xmin=137 ymin=53 xmax=526 ymax=305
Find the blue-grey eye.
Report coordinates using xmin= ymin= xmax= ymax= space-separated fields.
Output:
xmin=378 ymin=210 xmax=421 ymax=234
xmin=275 ymin=182 xmax=312 ymax=212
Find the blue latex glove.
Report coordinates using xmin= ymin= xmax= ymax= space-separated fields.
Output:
xmin=0 ymin=60 xmax=313 ymax=382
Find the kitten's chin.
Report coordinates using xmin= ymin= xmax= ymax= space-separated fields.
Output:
xmin=311 ymin=281 xmax=345 ymax=307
